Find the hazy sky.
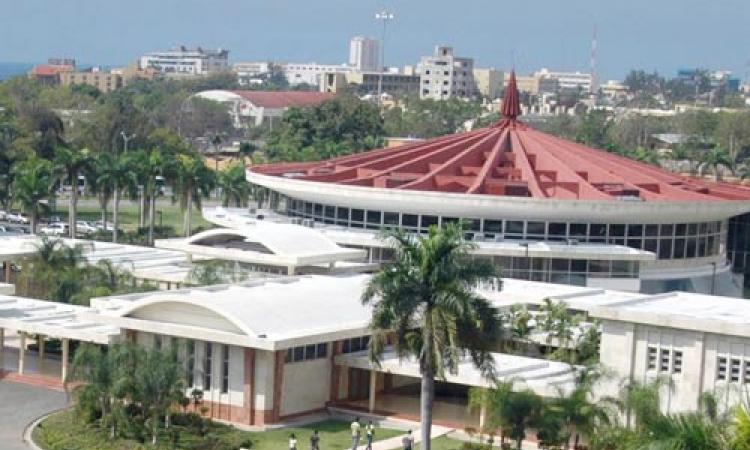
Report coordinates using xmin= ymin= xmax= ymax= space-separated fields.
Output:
xmin=2 ymin=0 xmax=749 ymax=80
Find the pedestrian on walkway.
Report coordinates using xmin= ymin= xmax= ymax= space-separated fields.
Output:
xmin=310 ymin=430 xmax=320 ymax=450
xmin=365 ymin=420 xmax=375 ymax=450
xmin=351 ymin=417 xmax=361 ymax=450
xmin=402 ymin=430 xmax=414 ymax=450
xmin=289 ymin=433 xmax=298 ymax=450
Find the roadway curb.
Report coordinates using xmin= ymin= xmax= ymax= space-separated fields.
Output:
xmin=22 ymin=407 xmax=70 ymax=450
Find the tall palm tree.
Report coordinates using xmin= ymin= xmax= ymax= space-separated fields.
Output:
xmin=54 ymin=147 xmax=93 ymax=238
xmin=94 ymin=152 xmax=138 ymax=243
xmin=551 ymin=370 xmax=611 ymax=450
xmin=468 ymin=380 xmax=515 ymax=445
xmin=172 ymin=153 xmax=216 ymax=237
xmin=12 ymin=156 xmax=54 ymax=234
xmin=699 ymin=146 xmax=733 ymax=181
xmin=218 ymin=163 xmax=251 ymax=207
xmin=362 ymin=223 xmax=503 ymax=450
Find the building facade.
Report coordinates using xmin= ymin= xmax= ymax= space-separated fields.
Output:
xmin=282 ymin=63 xmax=352 ymax=87
xmin=60 ymin=69 xmax=123 ymax=93
xmin=349 ymin=37 xmax=380 ymax=72
xmin=473 ymin=68 xmax=504 ymax=99
xmin=247 ymin=74 xmax=750 ymax=296
xmin=140 ymin=47 xmax=229 ymax=76
xmin=419 ymin=46 xmax=476 ymax=100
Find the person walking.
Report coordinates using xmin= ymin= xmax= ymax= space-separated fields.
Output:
xmin=351 ymin=417 xmax=361 ymax=450
xmin=402 ymin=430 xmax=414 ymax=450
xmin=310 ymin=430 xmax=320 ymax=450
xmin=289 ymin=433 xmax=298 ymax=450
xmin=365 ymin=421 xmax=375 ymax=450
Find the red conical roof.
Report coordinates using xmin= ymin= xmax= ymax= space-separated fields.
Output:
xmin=251 ymin=103 xmax=750 ymax=203
xmin=501 ymin=71 xmax=521 ymax=120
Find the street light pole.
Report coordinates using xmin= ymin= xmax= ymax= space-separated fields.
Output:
xmin=375 ymin=9 xmax=394 ymax=106
xmin=120 ymin=131 xmax=136 ymax=154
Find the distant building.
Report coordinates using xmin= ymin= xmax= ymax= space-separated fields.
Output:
xmin=233 ymin=62 xmax=272 ymax=86
xmin=60 ymin=64 xmax=157 ymax=93
xmin=599 ymin=80 xmax=628 ymax=100
xmin=536 ymin=68 xmax=592 ymax=92
xmin=349 ymin=37 xmax=380 ymax=72
xmin=194 ymin=90 xmax=335 ymax=127
xmin=282 ymin=63 xmax=352 ymax=87
xmin=27 ymin=58 xmax=75 ymax=86
xmin=321 ymin=71 xmax=420 ymax=96
xmin=418 ymin=46 xmax=476 ymax=100
xmin=505 ymin=72 xmax=558 ymax=96
xmin=140 ymin=46 xmax=229 ymax=76
xmin=473 ymin=68 xmax=504 ymax=99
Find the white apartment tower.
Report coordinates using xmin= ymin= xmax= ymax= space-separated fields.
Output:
xmin=349 ymin=37 xmax=380 ymax=72
xmin=419 ymin=46 xmax=476 ymax=100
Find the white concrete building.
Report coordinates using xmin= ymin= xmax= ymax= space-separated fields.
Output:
xmin=233 ymin=61 xmax=272 ymax=86
xmin=282 ymin=63 xmax=353 ymax=87
xmin=418 ymin=46 xmax=476 ymax=100
xmin=349 ymin=37 xmax=380 ymax=72
xmin=140 ymin=46 xmax=229 ymax=76
xmin=536 ymin=68 xmax=593 ymax=92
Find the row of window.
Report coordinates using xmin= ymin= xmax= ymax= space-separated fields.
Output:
xmin=647 ymin=346 xmax=683 ymax=374
xmin=717 ymin=356 xmax=750 ymax=384
xmin=285 ymin=343 xmax=328 ymax=363
xmin=185 ymin=340 xmax=230 ymax=394
xmin=282 ymin=198 xmax=724 ymax=260
xmin=342 ymin=336 xmax=371 ymax=354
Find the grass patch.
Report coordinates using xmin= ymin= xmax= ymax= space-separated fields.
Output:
xmin=33 ymin=409 xmax=403 ymax=450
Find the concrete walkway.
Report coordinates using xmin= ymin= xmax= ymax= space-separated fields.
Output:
xmin=350 ymin=425 xmax=452 ymax=450
xmin=0 ymin=380 xmax=70 ymax=450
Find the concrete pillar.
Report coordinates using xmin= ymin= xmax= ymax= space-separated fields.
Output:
xmin=61 ymin=338 xmax=70 ymax=382
xmin=287 ymin=265 xmax=295 ymax=276
xmin=0 ymin=327 xmax=4 ymax=370
xmin=18 ymin=332 xmax=26 ymax=375
xmin=479 ymin=405 xmax=487 ymax=431
xmin=38 ymin=335 xmax=45 ymax=370
xmin=368 ymin=370 xmax=377 ymax=413
xmin=4 ymin=261 xmax=10 ymax=283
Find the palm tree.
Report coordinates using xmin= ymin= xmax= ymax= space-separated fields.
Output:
xmin=12 ymin=156 xmax=54 ymax=234
xmin=732 ymin=400 xmax=750 ymax=450
xmin=736 ymin=158 xmax=750 ymax=184
xmin=94 ymin=152 xmax=138 ymax=242
xmin=551 ymin=370 xmax=611 ymax=450
xmin=362 ymin=223 xmax=503 ymax=450
xmin=172 ymin=153 xmax=216 ymax=237
xmin=54 ymin=147 xmax=93 ymax=238
xmin=468 ymin=381 xmax=515 ymax=445
xmin=698 ymin=146 xmax=733 ymax=181
xmin=218 ymin=163 xmax=251 ymax=207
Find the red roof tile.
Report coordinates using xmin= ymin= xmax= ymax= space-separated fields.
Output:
xmin=231 ymin=91 xmax=336 ymax=109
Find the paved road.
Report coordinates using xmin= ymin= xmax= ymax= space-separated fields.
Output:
xmin=0 ymin=380 xmax=70 ymax=450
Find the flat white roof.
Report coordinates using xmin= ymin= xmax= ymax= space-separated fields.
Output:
xmin=336 ymin=349 xmax=577 ymax=397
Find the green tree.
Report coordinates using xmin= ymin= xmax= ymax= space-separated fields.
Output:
xmin=698 ymin=146 xmax=733 ymax=181
xmin=362 ymin=223 xmax=503 ymax=450
xmin=12 ymin=156 xmax=54 ymax=233
xmin=172 ymin=153 xmax=216 ymax=237
xmin=576 ymin=110 xmax=614 ymax=150
xmin=93 ymin=152 xmax=139 ymax=243
xmin=54 ymin=146 xmax=93 ymax=238
xmin=218 ymin=163 xmax=251 ymax=207
xmin=468 ymin=381 xmax=515 ymax=445
xmin=551 ymin=372 xmax=611 ymax=450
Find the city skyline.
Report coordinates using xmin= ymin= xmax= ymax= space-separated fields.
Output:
xmin=2 ymin=0 xmax=749 ymax=80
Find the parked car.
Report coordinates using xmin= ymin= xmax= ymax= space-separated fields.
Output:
xmin=6 ymin=212 xmax=29 ymax=224
xmin=0 ymin=210 xmax=7 ymax=221
xmin=93 ymin=221 xmax=120 ymax=232
xmin=75 ymin=221 xmax=98 ymax=234
xmin=39 ymin=222 xmax=68 ymax=236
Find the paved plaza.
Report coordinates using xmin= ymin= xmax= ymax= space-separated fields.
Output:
xmin=0 ymin=380 xmax=69 ymax=450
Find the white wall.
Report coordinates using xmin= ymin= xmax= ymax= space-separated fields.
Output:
xmin=254 ymin=350 xmax=276 ymax=412
xmin=281 ymin=357 xmax=331 ymax=416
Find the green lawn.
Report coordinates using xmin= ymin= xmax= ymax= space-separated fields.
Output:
xmin=33 ymin=409 xmax=403 ymax=450
xmin=52 ymin=201 xmax=212 ymax=236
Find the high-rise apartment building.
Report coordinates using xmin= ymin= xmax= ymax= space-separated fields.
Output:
xmin=348 ymin=37 xmax=380 ymax=72
xmin=418 ymin=46 xmax=476 ymax=100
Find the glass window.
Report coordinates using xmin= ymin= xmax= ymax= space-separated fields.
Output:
xmin=612 ymin=261 xmax=633 ymax=275
xmin=204 ymin=343 xmax=213 ymax=390
xmin=316 ymin=343 xmax=328 ymax=358
xmin=570 ymin=223 xmax=587 ymax=237
xmin=551 ymin=259 xmax=569 ymax=271
xmin=644 ymin=239 xmax=658 ymax=253
xmin=549 ymin=223 xmax=567 ymax=237
xmin=589 ymin=224 xmax=606 ymax=239
xmin=731 ymin=359 xmax=741 ymax=382
xmin=351 ymin=209 xmax=364 ymax=222
xmin=688 ymin=223 xmax=698 ymax=235
xmin=699 ymin=222 xmax=708 ymax=234
xmin=506 ymin=221 xmax=524 ymax=234
xmin=660 ymin=348 xmax=670 ymax=372
xmin=467 ymin=219 xmax=481 ymax=231
xmin=627 ymin=239 xmax=642 ymax=250
xmin=672 ymin=350 xmax=682 ymax=374
xmin=627 ymin=225 xmax=643 ymax=237
xmin=674 ymin=238 xmax=686 ymax=258
xmin=314 ymin=204 xmax=323 ymax=217
xmin=337 ymin=207 xmax=349 ymax=221
xmin=484 ymin=220 xmax=502 ymax=233
xmin=659 ymin=239 xmax=673 ymax=259
xmin=367 ymin=210 xmax=382 ymax=225
xmin=186 ymin=340 xmax=195 ymax=387
xmin=305 ymin=344 xmax=316 ymax=360
xmin=588 ymin=260 xmax=610 ymax=273
xmin=571 ymin=259 xmax=587 ymax=272
xmin=645 ymin=225 xmax=659 ymax=237
xmin=717 ymin=357 xmax=727 ymax=380
xmin=324 ymin=205 xmax=335 ymax=218
xmin=675 ymin=223 xmax=687 ymax=236
xmin=610 ymin=224 xmax=625 ymax=237
xmin=305 ymin=202 xmax=313 ymax=214
xmin=660 ymin=224 xmax=674 ymax=236
xmin=647 ymin=346 xmax=657 ymax=370
xmin=421 ymin=215 xmax=438 ymax=228
xmin=384 ymin=212 xmax=399 ymax=226
xmin=402 ymin=214 xmax=418 ymax=227
xmin=293 ymin=346 xmax=304 ymax=362
xmin=686 ymin=238 xmax=697 ymax=258
xmin=221 ymin=345 xmax=229 ymax=393
xmin=527 ymin=221 xmax=545 ymax=235
xmin=442 ymin=217 xmax=459 ymax=227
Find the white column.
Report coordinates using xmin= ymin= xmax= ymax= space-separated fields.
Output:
xmin=38 ymin=335 xmax=46 ymax=368
xmin=368 ymin=370 xmax=377 ymax=412
xmin=287 ymin=265 xmax=295 ymax=276
xmin=479 ymin=405 xmax=487 ymax=431
xmin=0 ymin=328 xmax=4 ymax=371
xmin=61 ymin=338 xmax=70 ymax=382
xmin=18 ymin=332 xmax=26 ymax=375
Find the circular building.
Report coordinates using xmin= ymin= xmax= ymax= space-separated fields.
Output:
xmin=247 ymin=73 xmax=750 ymax=296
